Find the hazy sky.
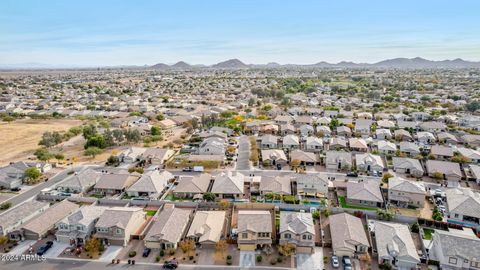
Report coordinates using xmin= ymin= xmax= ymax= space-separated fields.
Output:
xmin=1 ymin=0 xmax=480 ymax=66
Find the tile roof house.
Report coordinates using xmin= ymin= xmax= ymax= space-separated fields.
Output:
xmin=126 ymin=170 xmax=173 ymax=198
xmin=0 ymin=200 xmax=49 ymax=239
xmin=211 ymin=171 xmax=244 ymax=199
xmin=198 ymin=137 xmax=226 ymax=155
xmin=329 ymin=137 xmax=348 ymax=150
xmin=261 ymin=149 xmax=288 ymax=167
xmin=282 ymin=134 xmax=300 ymax=150
xmin=457 ymin=147 xmax=480 ymax=164
xmin=399 ymin=141 xmax=420 ymax=157
xmin=95 ymin=207 xmax=146 ymax=246
xmin=94 ymin=173 xmax=140 ymax=195
xmin=144 ymin=205 xmax=192 ymax=249
xmin=388 ymin=177 xmax=426 ymax=208
xmin=392 ymin=157 xmax=424 ymax=177
xmin=56 ymin=168 xmax=101 ymax=194
xmin=326 ymin=151 xmax=353 ymax=171
xmin=355 ymin=153 xmax=385 ymax=173
xmin=290 ymin=149 xmax=319 ymax=165
xmin=470 ymin=164 xmax=480 ymax=184
xmin=425 ymin=160 xmax=462 ymax=183
xmin=305 ymin=137 xmax=323 ymax=152
xmin=394 ymin=129 xmax=413 ymax=142
xmin=139 ymin=148 xmax=175 ymax=165
xmin=186 ymin=210 xmax=226 ymax=247
xmin=349 ymin=138 xmax=368 ymax=152
xmin=373 ymin=221 xmax=420 ymax=269
xmin=330 ymin=213 xmax=370 ymax=257
xmin=377 ymin=140 xmax=397 ymax=155
xmin=346 ymin=180 xmax=383 ymax=207
xmin=430 ymin=145 xmax=454 ymax=160
xmin=376 ymin=128 xmax=393 ymax=140
xmin=430 ymin=228 xmax=480 ymax=269
xmin=236 ymin=210 xmax=273 ymax=250
xmin=445 ymin=188 xmax=480 ymax=227
xmin=22 ymin=199 xmax=79 ymax=240
xmin=279 ymin=211 xmax=315 ymax=253
xmin=259 ymin=175 xmax=291 ymax=195
xmin=55 ymin=205 xmax=107 ymax=245
xmin=173 ymin=173 xmax=212 ymax=198
xmin=295 ymin=173 xmax=329 ymax=198
xmin=260 ymin=134 xmax=279 ymax=149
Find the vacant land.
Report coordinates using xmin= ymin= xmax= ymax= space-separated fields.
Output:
xmin=0 ymin=119 xmax=83 ymax=166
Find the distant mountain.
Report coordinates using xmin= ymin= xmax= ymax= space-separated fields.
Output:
xmin=171 ymin=61 xmax=192 ymax=69
xmin=211 ymin=59 xmax=248 ymax=69
xmin=372 ymin=57 xmax=480 ymax=68
xmin=151 ymin=63 xmax=169 ymax=69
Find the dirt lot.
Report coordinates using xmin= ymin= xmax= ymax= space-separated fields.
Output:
xmin=0 ymin=119 xmax=83 ymax=166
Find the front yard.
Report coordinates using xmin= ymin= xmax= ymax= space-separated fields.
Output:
xmin=338 ymin=196 xmax=377 ymax=210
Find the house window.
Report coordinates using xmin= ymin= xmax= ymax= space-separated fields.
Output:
xmin=116 ymin=229 xmax=121 ymax=234
xmin=302 ymin=235 xmax=307 ymax=240
xmin=284 ymin=233 xmax=291 ymax=239
xmin=307 ymin=235 xmax=312 ymax=240
xmin=242 ymin=233 xmax=248 ymax=239
xmin=449 ymin=257 xmax=457 ymax=264
xmin=454 ymin=214 xmax=459 ymax=218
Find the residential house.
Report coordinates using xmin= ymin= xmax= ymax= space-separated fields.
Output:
xmin=259 ymin=175 xmax=291 ymax=195
xmin=399 ymin=141 xmax=420 ymax=157
xmin=290 ymin=149 xmax=319 ymax=166
xmin=144 ymin=205 xmax=192 ymax=249
xmin=305 ymin=137 xmax=323 ymax=152
xmin=139 ymin=148 xmax=175 ymax=165
xmin=430 ymin=145 xmax=454 ymax=160
xmin=261 ymin=149 xmax=288 ymax=167
xmin=326 ymin=151 xmax=353 ymax=171
xmin=236 ymin=210 xmax=273 ymax=250
xmin=457 ymin=147 xmax=480 ymax=164
xmin=329 ymin=137 xmax=348 ymax=150
xmin=173 ymin=174 xmax=211 ymax=199
xmin=56 ymin=168 xmax=101 ymax=194
xmin=337 ymin=126 xmax=352 ymax=137
xmin=417 ymin=131 xmax=436 ymax=145
xmin=388 ymin=177 xmax=426 ymax=208
xmin=373 ymin=221 xmax=420 ymax=269
xmin=392 ymin=157 xmax=424 ymax=177
xmin=211 ymin=171 xmax=244 ymax=199
xmin=437 ymin=132 xmax=459 ymax=145
xmin=187 ymin=211 xmax=226 ymax=247
xmin=426 ymin=160 xmax=462 ymax=183
xmin=22 ymin=200 xmax=79 ymax=240
xmin=470 ymin=164 xmax=480 ymax=184
xmin=330 ymin=213 xmax=370 ymax=257
xmin=445 ymin=188 xmax=480 ymax=227
xmin=119 ymin=146 xmax=147 ymax=163
xmin=56 ymin=205 xmax=107 ymax=245
xmin=295 ymin=173 xmax=329 ymax=198
xmin=198 ymin=137 xmax=225 ymax=155
xmin=376 ymin=129 xmax=393 ymax=140
xmin=126 ymin=170 xmax=173 ymax=198
xmin=346 ymin=180 xmax=383 ymax=208
xmin=377 ymin=140 xmax=397 ymax=155
xmin=282 ymin=135 xmax=300 ymax=150
xmin=354 ymin=119 xmax=372 ymax=136
xmin=260 ymin=134 xmax=278 ymax=149
xmin=95 ymin=207 xmax=146 ymax=246
xmin=430 ymin=228 xmax=480 ymax=269
xmin=355 ymin=153 xmax=385 ymax=173
xmin=349 ymin=138 xmax=368 ymax=152
xmin=299 ymin=124 xmax=314 ymax=137
xmin=279 ymin=212 xmax=315 ymax=253
xmin=94 ymin=173 xmax=140 ymax=195
xmin=0 ymin=200 xmax=49 ymax=240
xmin=394 ymin=129 xmax=413 ymax=142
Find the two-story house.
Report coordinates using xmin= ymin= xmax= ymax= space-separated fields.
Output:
xmin=94 ymin=207 xmax=146 ymax=246
xmin=279 ymin=211 xmax=315 ymax=253
xmin=237 ymin=210 xmax=273 ymax=251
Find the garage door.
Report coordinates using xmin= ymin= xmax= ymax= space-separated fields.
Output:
xmin=296 ymin=246 xmax=313 ymax=254
xmin=239 ymin=244 xmax=255 ymax=251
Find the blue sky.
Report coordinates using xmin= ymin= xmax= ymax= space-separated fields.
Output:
xmin=1 ymin=0 xmax=480 ymax=66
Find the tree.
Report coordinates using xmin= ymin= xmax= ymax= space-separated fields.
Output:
xmin=0 ymin=202 xmax=12 ymax=210
xmin=82 ymin=124 xmax=97 ymax=139
xmin=432 ymin=172 xmax=444 ymax=180
xmin=156 ymin=113 xmax=165 ymax=121
xmin=84 ymin=147 xmax=103 ymax=159
xmin=291 ymin=159 xmax=301 ymax=170
xmin=85 ymin=134 xmax=107 ymax=149
xmin=465 ymin=100 xmax=480 ymax=113
xmin=84 ymin=237 xmax=101 ymax=255
xmin=54 ymin=153 xmax=65 ymax=162
xmin=312 ymin=210 xmax=320 ymax=219
xmin=202 ymin=192 xmax=216 ymax=202
xmin=34 ymin=148 xmax=54 ymax=162
xmin=103 ymin=129 xmax=115 ymax=147
xmin=24 ymin=167 xmax=41 ymax=183
xmin=179 ymin=239 xmax=196 ymax=256
xmin=112 ymin=129 xmax=124 ymax=143
xmin=324 ymin=208 xmax=330 ymax=217
xmin=215 ymin=240 xmax=227 ymax=259
xmin=278 ymin=243 xmax=296 ymax=256
xmin=151 ymin=126 xmax=162 ymax=136
xmin=329 ymin=118 xmax=340 ymax=130
xmin=219 ymin=199 xmax=230 ymax=209
xmin=39 ymin=131 xmax=63 ymax=147
xmin=106 ymin=155 xmax=120 ymax=166
xmin=124 ymin=129 xmax=141 ymax=143
xmin=382 ymin=172 xmax=393 ymax=183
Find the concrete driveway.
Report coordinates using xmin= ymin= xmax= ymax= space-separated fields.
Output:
xmin=296 ymin=247 xmax=324 ymax=270
xmin=43 ymin=242 xmax=70 ymax=258
xmin=239 ymin=250 xmax=256 ymax=268
xmin=99 ymin=245 xmax=123 ymax=262
xmin=8 ymin=240 xmax=36 ymax=255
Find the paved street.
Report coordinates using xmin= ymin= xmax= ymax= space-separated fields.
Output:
xmin=236 ymin=135 xmax=251 ymax=170
xmin=0 ymin=165 xmax=90 ymax=209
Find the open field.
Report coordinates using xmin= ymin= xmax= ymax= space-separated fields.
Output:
xmin=0 ymin=119 xmax=83 ymax=166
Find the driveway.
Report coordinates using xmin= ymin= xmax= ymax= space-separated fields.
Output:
xmin=8 ymin=240 xmax=36 ymax=255
xmin=236 ymin=136 xmax=251 ymax=170
xmin=296 ymin=247 xmax=324 ymax=270
xmin=99 ymin=245 xmax=123 ymax=262
xmin=43 ymin=242 xmax=70 ymax=258
xmin=239 ymin=250 xmax=255 ymax=268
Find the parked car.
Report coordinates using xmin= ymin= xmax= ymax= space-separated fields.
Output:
xmin=342 ymin=256 xmax=352 ymax=270
xmin=36 ymin=241 xmax=54 ymax=256
xmin=142 ymin=248 xmax=151 ymax=257
xmin=331 ymin=255 xmax=340 ymax=268
xmin=346 ymin=172 xmax=358 ymax=177
xmin=10 ymin=187 xmax=21 ymax=192
xmin=182 ymin=167 xmax=193 ymax=172
xmin=162 ymin=260 xmax=178 ymax=269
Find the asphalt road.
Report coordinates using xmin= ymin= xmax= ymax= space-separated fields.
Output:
xmin=235 ymin=135 xmax=251 ymax=170
xmin=0 ymin=258 xmax=290 ymax=270
xmin=0 ymin=165 xmax=89 ymax=209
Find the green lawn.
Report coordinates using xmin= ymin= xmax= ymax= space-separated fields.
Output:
xmin=145 ymin=210 xmax=157 ymax=216
xmin=338 ymin=196 xmax=377 ymax=210
xmin=423 ymin=228 xmax=434 ymax=240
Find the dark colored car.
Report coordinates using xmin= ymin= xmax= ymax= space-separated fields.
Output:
xmin=142 ymin=248 xmax=151 ymax=257
xmin=162 ymin=260 xmax=178 ymax=269
xmin=10 ymin=187 xmax=21 ymax=192
xmin=346 ymin=172 xmax=358 ymax=177
xmin=36 ymin=241 xmax=53 ymax=256
xmin=342 ymin=256 xmax=352 ymax=270
xmin=182 ymin=167 xmax=193 ymax=172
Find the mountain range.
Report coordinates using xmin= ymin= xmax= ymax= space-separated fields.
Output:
xmin=150 ymin=57 xmax=480 ymax=70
